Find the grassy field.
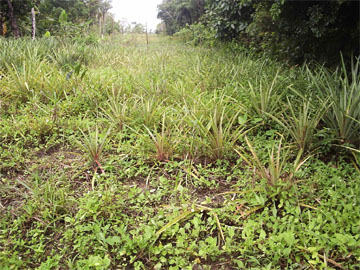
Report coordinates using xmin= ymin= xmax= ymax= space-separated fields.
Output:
xmin=1 ymin=34 xmax=360 ymax=269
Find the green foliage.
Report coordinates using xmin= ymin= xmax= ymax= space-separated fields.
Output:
xmin=270 ymin=98 xmax=325 ymax=153
xmin=142 ymin=113 xmax=180 ymax=161
xmin=2 ymin=0 xmax=118 ymax=38
xmin=157 ymin=0 xmax=206 ymax=35
xmin=246 ymin=0 xmax=359 ymax=64
xmin=174 ymin=22 xmax=216 ymax=46
xmin=186 ymin=96 xmax=247 ymax=160
xmin=159 ymin=0 xmax=359 ymax=65
xmin=205 ymin=0 xmax=253 ymax=40
xmin=309 ymin=57 xmax=360 ymax=146
xmin=1 ymin=35 xmax=360 ymax=270
xmin=236 ymin=137 xmax=308 ymax=186
xmin=43 ymin=31 xmax=51 ymax=37
xmin=240 ymin=67 xmax=290 ymax=120
xmin=58 ymin=9 xmax=68 ymax=24
xmin=101 ymin=87 xmax=129 ymax=130
xmin=75 ymin=125 xmax=112 ymax=172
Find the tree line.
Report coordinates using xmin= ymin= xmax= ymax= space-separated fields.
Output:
xmin=157 ymin=0 xmax=359 ymax=65
xmin=0 ymin=0 xmax=121 ymax=38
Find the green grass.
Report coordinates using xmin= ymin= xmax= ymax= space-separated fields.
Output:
xmin=0 ymin=34 xmax=359 ymax=269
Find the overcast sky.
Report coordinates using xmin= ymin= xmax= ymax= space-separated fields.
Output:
xmin=110 ymin=0 xmax=163 ymax=31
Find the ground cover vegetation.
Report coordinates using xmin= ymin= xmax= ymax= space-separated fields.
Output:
xmin=1 ymin=33 xmax=360 ymax=269
xmin=1 ymin=0 xmax=360 ymax=269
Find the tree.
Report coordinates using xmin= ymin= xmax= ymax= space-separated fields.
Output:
xmin=0 ymin=0 xmax=116 ymax=38
xmin=246 ymin=0 xmax=359 ymax=64
xmin=104 ymin=13 xmax=120 ymax=34
xmin=131 ymin=22 xmax=145 ymax=34
xmin=157 ymin=0 xmax=206 ymax=35
xmin=158 ymin=0 xmax=359 ymax=65
xmin=205 ymin=0 xmax=253 ymax=40
xmin=5 ymin=0 xmax=23 ymax=37
xmin=99 ymin=0 xmax=111 ymax=36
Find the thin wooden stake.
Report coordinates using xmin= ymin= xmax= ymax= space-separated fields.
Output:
xmin=102 ymin=12 xmax=105 ymax=38
xmin=31 ymin=7 xmax=36 ymax=41
xmin=145 ymin=22 xmax=149 ymax=46
xmin=98 ymin=13 xmax=102 ymax=37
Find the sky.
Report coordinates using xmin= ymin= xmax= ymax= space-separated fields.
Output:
xmin=110 ymin=0 xmax=163 ymax=32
